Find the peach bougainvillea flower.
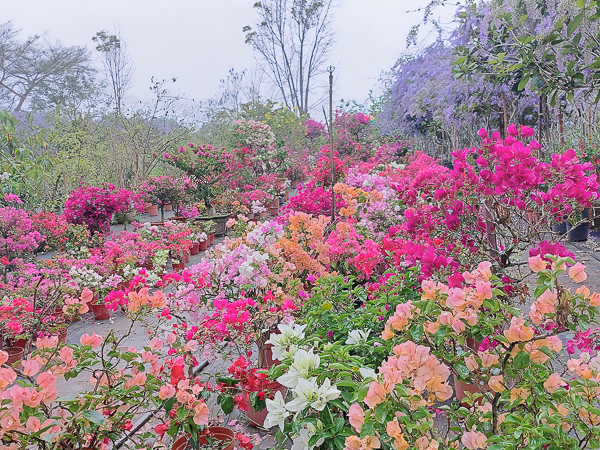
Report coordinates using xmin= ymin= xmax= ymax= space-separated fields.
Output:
xmin=488 ymin=375 xmax=505 ymax=393
xmin=128 ymin=287 xmax=149 ymax=312
xmin=22 ymin=359 xmax=40 ymax=377
xmin=504 ymin=316 xmax=534 ymax=342
xmin=344 ymin=435 xmax=381 ymax=450
xmin=149 ymin=290 xmax=167 ymax=308
xmin=569 ymin=262 xmax=587 ymax=283
xmin=528 ymin=255 xmax=547 ymax=272
xmin=0 ymin=368 xmax=17 ymax=390
xmin=590 ymin=292 xmax=600 ymax=307
xmin=461 ymin=431 xmax=487 ymax=449
xmin=0 ymin=350 xmax=8 ymax=366
xmin=193 ymin=400 xmax=210 ymax=426
xmin=348 ymin=403 xmax=364 ymax=432
xmin=158 ymin=384 xmax=176 ymax=400
xmin=386 ymin=417 xmax=409 ymax=449
xmin=465 ymin=354 xmax=478 ymax=371
xmin=479 ymin=351 xmax=499 ymax=368
xmin=35 ymin=335 xmax=58 ymax=350
xmin=543 ymin=373 xmax=567 ymax=393
xmin=80 ymin=333 xmax=103 ymax=348
xmin=416 ymin=436 xmax=440 ymax=450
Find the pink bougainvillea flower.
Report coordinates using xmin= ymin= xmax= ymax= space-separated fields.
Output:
xmin=348 ymin=403 xmax=365 ymax=432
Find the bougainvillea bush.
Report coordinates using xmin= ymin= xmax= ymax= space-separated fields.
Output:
xmin=64 ymin=183 xmax=143 ymax=236
xmin=163 ymin=144 xmax=234 ymax=213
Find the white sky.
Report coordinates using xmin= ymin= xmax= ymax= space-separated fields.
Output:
xmin=2 ymin=0 xmax=456 ymax=112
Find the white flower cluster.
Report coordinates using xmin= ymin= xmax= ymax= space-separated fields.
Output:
xmin=264 ymin=321 xmax=341 ymax=450
xmin=251 ymin=200 xmax=266 ymax=214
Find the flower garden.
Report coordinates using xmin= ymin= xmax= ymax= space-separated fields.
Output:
xmin=1 ymin=111 xmax=600 ymax=450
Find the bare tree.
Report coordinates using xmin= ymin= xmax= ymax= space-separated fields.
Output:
xmin=0 ymin=22 xmax=92 ymax=112
xmin=243 ymin=0 xmax=336 ymax=116
xmin=92 ymin=28 xmax=134 ymax=115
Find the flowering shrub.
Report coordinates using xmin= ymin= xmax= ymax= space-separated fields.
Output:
xmin=0 ymin=207 xmax=42 ymax=261
xmin=163 ymin=143 xmax=233 ymax=212
xmin=30 ymin=211 xmax=69 ymax=252
xmin=64 ymin=183 xmax=143 ymax=236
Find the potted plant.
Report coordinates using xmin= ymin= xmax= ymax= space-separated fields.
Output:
xmin=163 ymin=144 xmax=232 ymax=216
xmin=63 ymin=183 xmax=143 ymax=236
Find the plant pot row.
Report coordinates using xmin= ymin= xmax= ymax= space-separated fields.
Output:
xmin=552 ymin=208 xmax=591 ymax=242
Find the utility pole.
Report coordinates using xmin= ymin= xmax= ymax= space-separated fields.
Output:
xmin=328 ymin=65 xmax=335 ymax=222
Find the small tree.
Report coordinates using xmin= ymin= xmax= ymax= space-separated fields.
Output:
xmin=139 ymin=175 xmax=194 ymax=221
xmin=163 ymin=144 xmax=232 ymax=215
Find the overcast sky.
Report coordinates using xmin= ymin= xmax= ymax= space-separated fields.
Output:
xmin=2 ymin=0 xmax=456 ymax=112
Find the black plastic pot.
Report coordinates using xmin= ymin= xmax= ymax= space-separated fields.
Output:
xmin=568 ymin=208 xmax=590 ymax=242
xmin=552 ymin=222 xmax=569 ymax=235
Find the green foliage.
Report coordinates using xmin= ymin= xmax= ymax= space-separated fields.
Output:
xmin=0 ymin=111 xmax=57 ymax=209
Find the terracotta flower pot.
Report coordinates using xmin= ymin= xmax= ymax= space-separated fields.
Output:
xmin=190 ymin=242 xmax=200 ymax=255
xmin=90 ymin=302 xmax=110 ymax=320
xmin=199 ymin=241 xmax=208 ymax=251
xmin=258 ymin=329 xmax=280 ymax=369
xmin=6 ymin=345 xmax=24 ymax=367
xmin=165 ymin=204 xmax=173 ymax=211
xmin=268 ymin=206 xmax=279 ymax=216
xmin=247 ymin=212 xmax=255 ymax=219
xmin=57 ymin=328 xmax=68 ymax=344
xmin=259 ymin=211 xmax=268 ymax=219
xmin=208 ymin=234 xmax=215 ymax=245
xmin=172 ymin=427 xmax=235 ymax=450
xmin=244 ymin=381 xmax=285 ymax=428
xmin=148 ymin=204 xmax=159 ymax=216
xmin=184 ymin=253 xmax=190 ymax=263
xmin=455 ymin=377 xmax=489 ymax=407
xmin=172 ymin=262 xmax=185 ymax=271
xmin=291 ymin=180 xmax=299 ymax=189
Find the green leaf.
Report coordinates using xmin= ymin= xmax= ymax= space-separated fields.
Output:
xmin=220 ymin=395 xmax=234 ymax=414
xmin=518 ymin=75 xmax=530 ymax=91
xmin=82 ymin=409 xmax=106 ymax=425
xmin=455 ymin=362 xmax=470 ymax=378
xmin=568 ymin=12 xmax=584 ymax=36
xmin=360 ymin=422 xmax=374 ymax=438
xmin=374 ymin=403 xmax=387 ymax=423
xmin=334 ymin=417 xmax=345 ymax=434
xmin=513 ymin=350 xmax=531 ymax=370
xmin=410 ymin=323 xmax=423 ymax=341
